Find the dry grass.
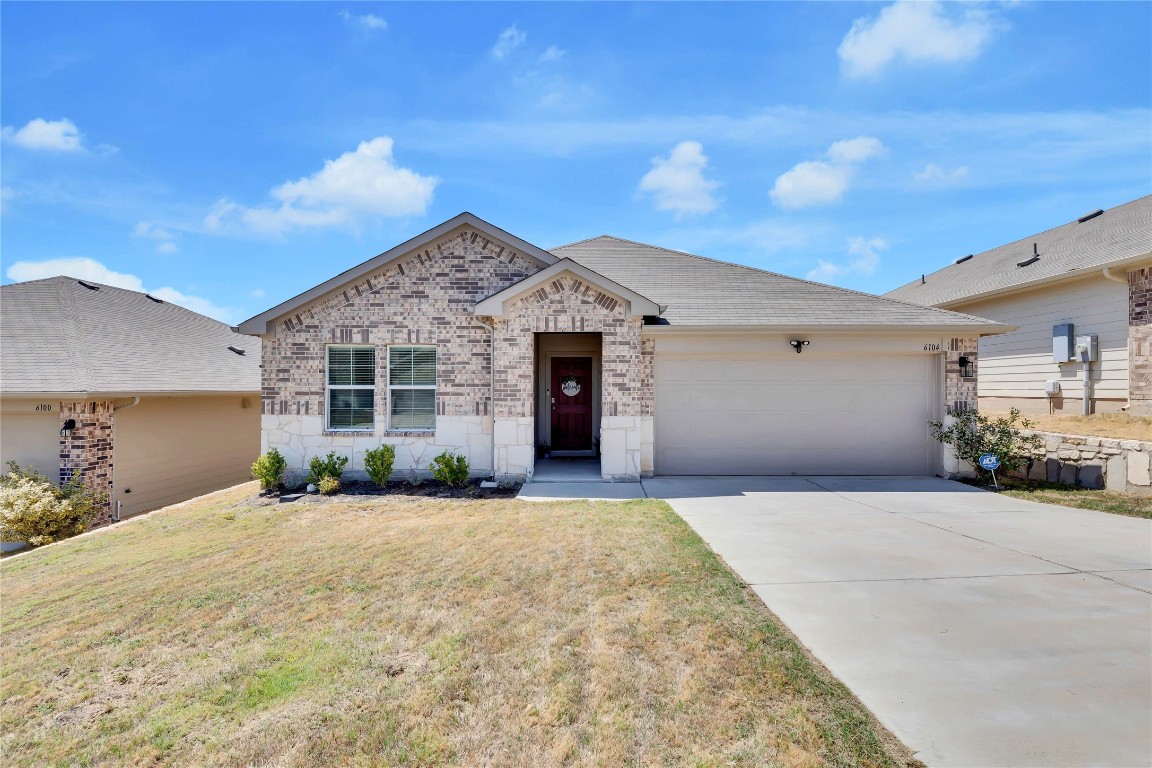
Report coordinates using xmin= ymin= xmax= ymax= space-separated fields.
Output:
xmin=0 ymin=483 xmax=914 ymax=768
xmin=984 ymin=411 xmax=1152 ymax=441
xmin=989 ymin=478 xmax=1152 ymax=519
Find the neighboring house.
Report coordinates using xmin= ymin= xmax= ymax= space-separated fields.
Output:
xmin=0 ymin=276 xmax=261 ymax=526
xmin=239 ymin=213 xmax=1008 ymax=482
xmin=886 ymin=196 xmax=1152 ymax=416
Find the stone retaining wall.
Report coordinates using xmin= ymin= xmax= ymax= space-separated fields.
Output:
xmin=1008 ymin=430 xmax=1152 ymax=493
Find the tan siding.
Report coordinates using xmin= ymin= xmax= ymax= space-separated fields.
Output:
xmin=956 ymin=276 xmax=1129 ymax=409
xmin=0 ymin=398 xmax=60 ymax=482
xmin=113 ymin=395 xmax=259 ymax=519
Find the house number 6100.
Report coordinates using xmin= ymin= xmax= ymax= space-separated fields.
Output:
xmin=923 ymin=343 xmax=941 ymax=351
xmin=35 ymin=403 xmax=54 ymax=412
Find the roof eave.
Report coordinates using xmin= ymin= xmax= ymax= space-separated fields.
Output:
xmin=0 ymin=389 xmax=261 ymax=399
xmin=237 ymin=213 xmax=560 ymax=334
xmin=641 ymin=323 xmax=1015 ymax=336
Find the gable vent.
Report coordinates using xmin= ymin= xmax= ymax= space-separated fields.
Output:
xmin=145 ymin=294 xmax=164 ymax=303
xmin=228 ymin=346 xmax=247 ymax=356
xmin=1077 ymin=209 xmax=1104 ymax=223
xmin=77 ymin=280 xmax=100 ymax=291
xmin=955 ymin=254 xmax=974 ymax=264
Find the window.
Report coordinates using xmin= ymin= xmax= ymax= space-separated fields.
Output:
xmin=389 ymin=346 xmax=436 ymax=430
xmin=327 ymin=346 xmax=375 ymax=430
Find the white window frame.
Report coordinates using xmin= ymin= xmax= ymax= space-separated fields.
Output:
xmin=326 ymin=344 xmax=376 ymax=432
xmin=388 ymin=345 xmax=437 ymax=432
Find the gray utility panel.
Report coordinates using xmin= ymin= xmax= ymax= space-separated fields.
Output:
xmin=1053 ymin=323 xmax=1075 ymax=364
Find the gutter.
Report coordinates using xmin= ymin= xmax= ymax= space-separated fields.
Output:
xmin=1101 ymin=266 xmax=1129 ymax=285
xmin=640 ymin=323 xmax=1016 ymax=336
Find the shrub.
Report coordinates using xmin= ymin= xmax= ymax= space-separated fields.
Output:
xmin=0 ymin=461 xmax=102 ymax=546
xmin=251 ymin=448 xmax=287 ymax=492
xmin=429 ymin=451 xmax=469 ymax=487
xmin=316 ymin=475 xmax=341 ymax=496
xmin=363 ymin=445 xmax=396 ymax=488
xmin=307 ymin=452 xmax=349 ymax=485
xmin=929 ymin=407 xmax=1043 ymax=481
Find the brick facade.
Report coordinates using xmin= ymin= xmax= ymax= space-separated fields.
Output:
xmin=59 ymin=400 xmax=115 ymax=524
xmin=944 ymin=336 xmax=979 ymax=414
xmin=1129 ymin=266 xmax=1151 ymax=414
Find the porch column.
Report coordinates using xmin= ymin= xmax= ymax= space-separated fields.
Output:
xmin=491 ymin=319 xmax=535 ymax=481
xmin=59 ymin=400 xmax=115 ymax=525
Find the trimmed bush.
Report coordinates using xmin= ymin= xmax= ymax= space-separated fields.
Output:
xmin=308 ymin=452 xmax=349 ymax=485
xmin=1 ymin=462 xmax=102 ymax=546
xmin=929 ymin=407 xmax=1043 ymax=481
xmin=316 ymin=476 xmax=341 ymax=496
xmin=364 ymin=445 xmax=396 ymax=488
xmin=251 ymin=448 xmax=287 ymax=492
xmin=429 ymin=451 xmax=469 ymax=487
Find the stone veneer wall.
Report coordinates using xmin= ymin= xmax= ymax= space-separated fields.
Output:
xmin=491 ymin=272 xmax=652 ymax=481
xmin=1009 ymin=431 xmax=1151 ymax=493
xmin=59 ymin=400 xmax=115 ymax=524
xmin=1130 ymin=266 xmax=1151 ymax=415
xmin=260 ymin=227 xmax=540 ymax=479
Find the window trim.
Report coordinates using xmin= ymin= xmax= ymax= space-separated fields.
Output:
xmin=325 ymin=344 xmax=376 ymax=432
xmin=387 ymin=344 xmax=437 ymax=432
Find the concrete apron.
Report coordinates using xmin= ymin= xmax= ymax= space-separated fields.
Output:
xmin=646 ymin=475 xmax=1152 ymax=768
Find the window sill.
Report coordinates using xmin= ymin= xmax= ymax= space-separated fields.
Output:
xmin=324 ymin=429 xmax=374 ymax=436
xmin=385 ymin=429 xmax=436 ymax=437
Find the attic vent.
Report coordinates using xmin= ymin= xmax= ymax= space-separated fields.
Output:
xmin=1077 ymin=209 xmax=1104 ymax=223
xmin=955 ymin=254 xmax=974 ymax=264
xmin=228 ymin=346 xmax=246 ymax=356
xmin=1017 ymin=242 xmax=1040 ymax=267
xmin=77 ymin=280 xmax=100 ymax=291
xmin=145 ymin=294 xmax=164 ymax=303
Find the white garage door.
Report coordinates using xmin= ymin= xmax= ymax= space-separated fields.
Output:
xmin=655 ymin=354 xmax=939 ymax=475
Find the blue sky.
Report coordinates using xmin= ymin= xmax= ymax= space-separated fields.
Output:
xmin=2 ymin=1 xmax=1149 ymax=323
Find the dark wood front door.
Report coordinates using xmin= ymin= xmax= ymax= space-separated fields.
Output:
xmin=550 ymin=357 xmax=594 ymax=451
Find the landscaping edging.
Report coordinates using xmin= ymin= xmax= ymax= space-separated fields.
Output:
xmin=1009 ymin=430 xmax=1152 ymax=493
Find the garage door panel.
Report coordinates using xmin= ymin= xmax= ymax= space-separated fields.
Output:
xmin=655 ymin=353 xmax=937 ymax=475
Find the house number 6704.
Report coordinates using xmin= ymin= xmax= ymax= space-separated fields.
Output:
xmin=923 ymin=343 xmax=941 ymax=351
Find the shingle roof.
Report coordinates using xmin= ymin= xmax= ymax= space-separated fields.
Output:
xmin=884 ymin=195 xmax=1152 ymax=307
xmin=1 ymin=276 xmax=260 ymax=395
xmin=552 ymin=236 xmax=1004 ymax=329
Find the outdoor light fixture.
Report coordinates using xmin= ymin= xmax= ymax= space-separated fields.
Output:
xmin=59 ymin=418 xmax=76 ymax=437
xmin=789 ymin=340 xmax=810 ymax=354
xmin=958 ymin=356 xmax=974 ymax=377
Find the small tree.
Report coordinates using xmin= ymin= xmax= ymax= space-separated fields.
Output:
xmin=363 ymin=445 xmax=396 ymax=488
xmin=429 ymin=451 xmax=469 ymax=487
xmin=251 ymin=448 xmax=287 ymax=492
xmin=929 ymin=408 xmax=1042 ymax=482
xmin=1 ymin=462 xmax=102 ymax=546
xmin=308 ymin=452 xmax=349 ymax=485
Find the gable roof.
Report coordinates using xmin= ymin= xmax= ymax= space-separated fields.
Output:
xmin=553 ymin=236 xmax=1006 ymax=331
xmin=238 ymin=212 xmax=558 ymax=334
xmin=1 ymin=276 xmax=260 ymax=396
xmin=884 ymin=195 xmax=1152 ymax=308
xmin=474 ymin=258 xmax=663 ymax=318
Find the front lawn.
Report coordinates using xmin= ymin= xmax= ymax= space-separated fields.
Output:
xmin=0 ymin=484 xmax=913 ymax=767
xmin=980 ymin=477 xmax=1152 ymax=519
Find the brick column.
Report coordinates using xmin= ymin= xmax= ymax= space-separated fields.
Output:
xmin=59 ymin=401 xmax=115 ymax=525
xmin=944 ymin=337 xmax=979 ymax=414
xmin=1129 ymin=266 xmax=1151 ymax=415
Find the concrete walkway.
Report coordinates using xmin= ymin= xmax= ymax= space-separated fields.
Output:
xmin=645 ymin=476 xmax=1152 ymax=768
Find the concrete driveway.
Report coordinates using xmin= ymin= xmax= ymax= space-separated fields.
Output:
xmin=644 ymin=476 xmax=1152 ymax=768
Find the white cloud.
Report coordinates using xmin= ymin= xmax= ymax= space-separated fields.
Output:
xmin=771 ymin=136 xmax=886 ymax=209
xmin=913 ymin=163 xmax=970 ymax=185
xmin=1 ymin=117 xmax=85 ymax=152
xmin=132 ymin=221 xmax=179 ymax=254
xmin=492 ymin=25 xmax=527 ymax=59
xmin=539 ymin=45 xmax=566 ymax=62
xmin=5 ymin=257 xmax=236 ymax=322
xmin=339 ymin=9 xmax=387 ymax=30
xmin=638 ymin=141 xmax=720 ymax=217
xmin=249 ymin=288 xmax=266 ymax=299
xmin=838 ymin=1 xmax=1001 ymax=79
xmin=807 ymin=236 xmax=888 ymax=283
xmin=204 ymin=137 xmax=437 ymax=236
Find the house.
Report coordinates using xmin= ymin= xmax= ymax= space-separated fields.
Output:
xmin=238 ymin=213 xmax=1009 ymax=482
xmin=885 ymin=196 xmax=1152 ymax=416
xmin=0 ymin=276 xmax=261 ymax=526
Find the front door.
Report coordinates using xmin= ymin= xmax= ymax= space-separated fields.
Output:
xmin=550 ymin=357 xmax=594 ymax=451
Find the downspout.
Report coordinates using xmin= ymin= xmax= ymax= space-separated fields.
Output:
xmin=475 ymin=316 xmax=497 ymax=479
xmin=110 ymin=397 xmax=141 ymax=521
xmin=1101 ymin=267 xmax=1132 ymax=410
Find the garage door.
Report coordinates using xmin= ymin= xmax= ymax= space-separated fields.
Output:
xmin=654 ymin=354 xmax=938 ymax=475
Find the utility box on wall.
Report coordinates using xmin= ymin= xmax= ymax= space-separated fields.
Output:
xmin=1075 ymin=335 xmax=1099 ymax=363
xmin=1053 ymin=323 xmax=1074 ymax=364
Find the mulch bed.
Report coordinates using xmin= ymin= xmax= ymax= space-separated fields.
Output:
xmin=255 ymin=478 xmax=522 ymax=505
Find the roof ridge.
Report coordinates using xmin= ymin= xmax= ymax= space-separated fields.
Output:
xmin=54 ymin=277 xmax=90 ymax=395
xmin=556 ymin=233 xmax=984 ymax=317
